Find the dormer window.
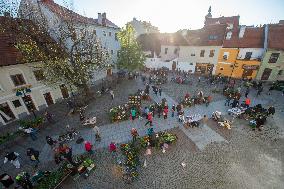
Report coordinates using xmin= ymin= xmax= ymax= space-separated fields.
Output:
xmin=226 ymin=31 xmax=232 ymax=40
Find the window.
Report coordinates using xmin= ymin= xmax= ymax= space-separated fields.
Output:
xmin=12 ymin=100 xmax=22 ymax=108
xmin=209 ymin=50 xmax=215 ymax=57
xmin=278 ymin=70 xmax=283 ymax=75
xmin=165 ymin=48 xmax=168 ymax=54
xmin=220 ymin=67 xmax=224 ymax=71
xmin=103 ymin=31 xmax=106 ymax=36
xmin=268 ymin=53 xmax=280 ymax=63
xmin=191 ymin=53 xmax=195 ymax=56
xmin=209 ymin=35 xmax=218 ymax=40
xmin=111 ymin=50 xmax=114 ymax=55
xmin=226 ymin=31 xmax=232 ymax=40
xmin=115 ymin=33 xmax=118 ymax=41
xmin=93 ymin=30 xmax=96 ymax=35
xmin=117 ymin=51 xmax=120 ymax=58
xmin=200 ymin=50 xmax=205 ymax=57
xmin=189 ymin=63 xmax=193 ymax=65
xmin=109 ymin=32 xmax=112 ymax=36
xmin=10 ymin=74 xmax=26 ymax=86
xmin=223 ymin=52 xmax=229 ymax=60
xmin=33 ymin=70 xmax=45 ymax=81
xmin=245 ymin=52 xmax=252 ymax=60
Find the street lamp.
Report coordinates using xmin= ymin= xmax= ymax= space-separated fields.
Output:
xmin=16 ymin=87 xmax=37 ymax=118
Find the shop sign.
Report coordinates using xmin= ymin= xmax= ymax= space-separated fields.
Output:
xmin=242 ymin=65 xmax=259 ymax=70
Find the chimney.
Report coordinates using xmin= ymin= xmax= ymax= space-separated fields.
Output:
xmin=239 ymin=25 xmax=246 ymax=38
xmin=98 ymin=13 xmax=102 ymax=24
xmin=102 ymin=12 xmax=106 ymax=26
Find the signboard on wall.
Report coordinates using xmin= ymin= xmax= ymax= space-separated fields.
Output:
xmin=242 ymin=65 xmax=259 ymax=70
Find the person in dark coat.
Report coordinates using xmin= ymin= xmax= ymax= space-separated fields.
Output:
xmin=0 ymin=173 xmax=14 ymax=188
xmin=268 ymin=106 xmax=275 ymax=116
xmin=157 ymin=104 xmax=162 ymax=118
xmin=231 ymin=98 xmax=239 ymax=108
xmin=158 ymin=87 xmax=162 ymax=96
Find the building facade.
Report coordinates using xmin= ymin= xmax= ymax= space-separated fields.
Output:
xmin=128 ymin=18 xmax=159 ymax=37
xmin=18 ymin=0 xmax=120 ymax=82
xmin=256 ymin=23 xmax=284 ymax=81
xmin=0 ymin=16 xmax=69 ymax=126
xmin=216 ymin=25 xmax=266 ymax=79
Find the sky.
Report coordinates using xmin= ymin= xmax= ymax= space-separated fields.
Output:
xmin=54 ymin=0 xmax=284 ymax=32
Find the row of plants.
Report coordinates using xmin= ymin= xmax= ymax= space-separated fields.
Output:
xmin=0 ymin=117 xmax=44 ymax=145
xmin=109 ymin=104 xmax=141 ymax=123
xmin=119 ymin=132 xmax=178 ymax=181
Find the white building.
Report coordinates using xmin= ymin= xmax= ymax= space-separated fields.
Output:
xmin=18 ymin=0 xmax=120 ymax=82
xmin=0 ymin=17 xmax=70 ymax=126
xmin=128 ymin=18 xmax=159 ymax=37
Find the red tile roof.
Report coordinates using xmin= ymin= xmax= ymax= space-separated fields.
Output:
xmin=268 ymin=24 xmax=284 ymax=50
xmin=42 ymin=0 xmax=119 ymax=28
xmin=223 ymin=26 xmax=265 ymax=48
xmin=0 ymin=16 xmax=64 ymax=67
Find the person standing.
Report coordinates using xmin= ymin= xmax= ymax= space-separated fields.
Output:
xmin=46 ymin=136 xmax=56 ymax=148
xmin=130 ymin=107 xmax=136 ymax=121
xmin=144 ymin=107 xmax=149 ymax=119
xmin=45 ymin=111 xmax=55 ymax=124
xmin=24 ymin=127 xmax=37 ymax=141
xmin=245 ymin=87 xmax=250 ymax=98
xmin=268 ymin=106 xmax=275 ymax=117
xmin=131 ymin=128 xmax=139 ymax=142
xmin=198 ymin=76 xmax=201 ymax=83
xmin=163 ymin=107 xmax=168 ymax=119
xmin=16 ymin=172 xmax=33 ymax=189
xmin=4 ymin=152 xmax=20 ymax=169
xmin=145 ymin=112 xmax=153 ymax=126
xmin=158 ymin=87 xmax=162 ymax=96
xmin=26 ymin=148 xmax=40 ymax=168
xmin=171 ymin=105 xmax=175 ymax=117
xmin=110 ymin=89 xmax=114 ymax=100
xmin=245 ymin=97 xmax=251 ymax=108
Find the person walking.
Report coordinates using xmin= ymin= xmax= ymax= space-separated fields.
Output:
xmin=201 ymin=115 xmax=208 ymax=128
xmin=110 ymin=89 xmax=114 ymax=100
xmin=93 ymin=125 xmax=101 ymax=141
xmin=45 ymin=111 xmax=55 ymax=124
xmin=145 ymin=112 xmax=153 ymax=126
xmin=268 ymin=106 xmax=275 ymax=117
xmin=163 ymin=107 xmax=168 ymax=119
xmin=257 ymin=86 xmax=263 ymax=96
xmin=84 ymin=141 xmax=93 ymax=154
xmin=130 ymin=107 xmax=136 ymax=121
xmin=4 ymin=151 xmax=20 ymax=169
xmin=144 ymin=107 xmax=149 ymax=119
xmin=158 ymin=87 xmax=162 ymax=96
xmin=225 ymin=95 xmax=231 ymax=106
xmin=206 ymin=95 xmax=212 ymax=107
xmin=171 ymin=105 xmax=176 ymax=117
xmin=131 ymin=128 xmax=139 ymax=142
xmin=157 ymin=104 xmax=162 ymax=118
xmin=231 ymin=98 xmax=239 ymax=108
xmin=26 ymin=148 xmax=40 ymax=168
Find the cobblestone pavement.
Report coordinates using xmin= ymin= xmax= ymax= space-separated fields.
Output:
xmin=1 ymin=75 xmax=284 ymax=189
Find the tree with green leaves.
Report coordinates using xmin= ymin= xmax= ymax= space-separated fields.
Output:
xmin=117 ymin=24 xmax=145 ymax=71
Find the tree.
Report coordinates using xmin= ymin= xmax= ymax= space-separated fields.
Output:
xmin=137 ymin=33 xmax=161 ymax=57
xmin=117 ymin=24 xmax=145 ymax=71
xmin=3 ymin=0 xmax=109 ymax=97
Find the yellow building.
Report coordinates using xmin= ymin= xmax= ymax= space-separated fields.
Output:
xmin=216 ymin=48 xmax=262 ymax=79
xmin=216 ymin=26 xmax=265 ymax=79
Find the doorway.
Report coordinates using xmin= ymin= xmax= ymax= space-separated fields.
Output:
xmin=0 ymin=102 xmax=16 ymax=123
xmin=107 ymin=68 xmax=112 ymax=76
xmin=22 ymin=95 xmax=36 ymax=112
xmin=261 ymin=68 xmax=272 ymax=80
xmin=60 ymin=84 xmax=69 ymax=99
xmin=172 ymin=61 xmax=177 ymax=71
xmin=43 ymin=92 xmax=54 ymax=106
